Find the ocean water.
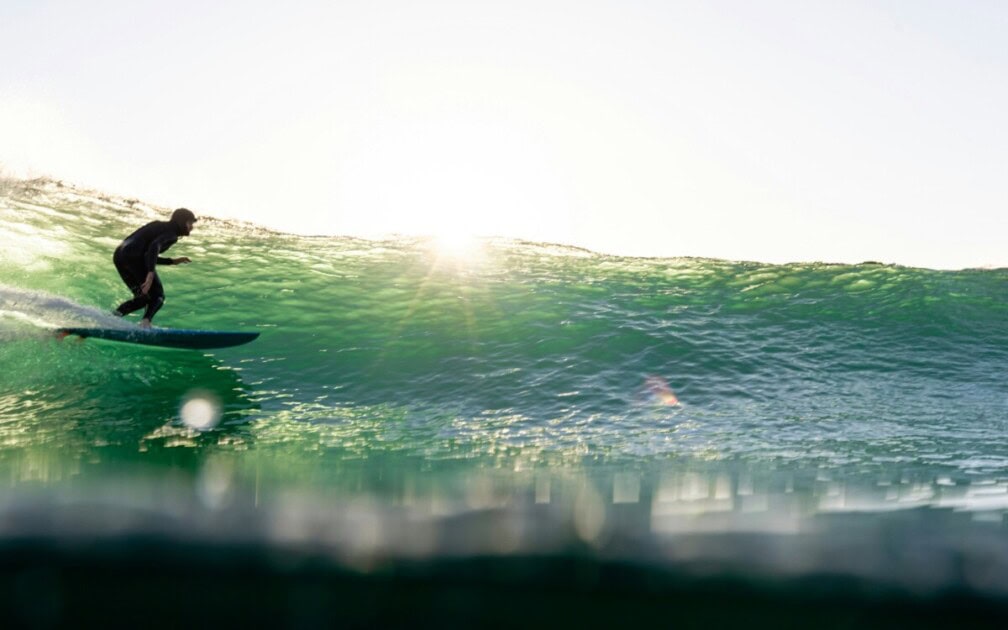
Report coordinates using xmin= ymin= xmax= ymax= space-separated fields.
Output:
xmin=1 ymin=178 xmax=1007 ymax=622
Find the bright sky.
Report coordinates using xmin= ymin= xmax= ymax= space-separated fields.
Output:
xmin=1 ymin=0 xmax=1005 ymax=269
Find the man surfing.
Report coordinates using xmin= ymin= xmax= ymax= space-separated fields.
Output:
xmin=112 ymin=207 xmax=197 ymax=328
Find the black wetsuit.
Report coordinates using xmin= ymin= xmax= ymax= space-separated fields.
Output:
xmin=113 ymin=220 xmax=183 ymax=322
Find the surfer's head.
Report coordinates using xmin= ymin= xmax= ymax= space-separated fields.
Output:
xmin=170 ymin=207 xmax=197 ymax=236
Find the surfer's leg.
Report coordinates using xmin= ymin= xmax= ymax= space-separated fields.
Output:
xmin=141 ymin=274 xmax=165 ymax=322
xmin=116 ymin=294 xmax=150 ymax=316
xmin=114 ymin=252 xmax=141 ymax=291
xmin=113 ymin=254 xmax=149 ymax=316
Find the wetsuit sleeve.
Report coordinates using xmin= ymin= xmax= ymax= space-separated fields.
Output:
xmin=156 ymin=257 xmax=174 ymax=266
xmin=145 ymin=233 xmax=177 ymax=272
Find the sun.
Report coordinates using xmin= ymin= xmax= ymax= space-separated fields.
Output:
xmin=417 ymin=204 xmax=491 ymax=262
xmin=432 ymin=229 xmax=483 ymax=259
xmin=331 ymin=113 xmax=574 ymax=254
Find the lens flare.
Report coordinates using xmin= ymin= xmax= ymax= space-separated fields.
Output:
xmin=644 ymin=376 xmax=679 ymax=406
xmin=180 ymin=390 xmax=222 ymax=430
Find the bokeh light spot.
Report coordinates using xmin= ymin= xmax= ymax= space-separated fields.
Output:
xmin=180 ymin=390 xmax=222 ymax=430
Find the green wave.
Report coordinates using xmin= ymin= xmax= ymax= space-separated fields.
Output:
xmin=1 ymin=178 xmax=1006 ymax=482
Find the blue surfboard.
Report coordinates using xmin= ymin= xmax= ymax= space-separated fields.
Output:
xmin=56 ymin=326 xmax=259 ymax=350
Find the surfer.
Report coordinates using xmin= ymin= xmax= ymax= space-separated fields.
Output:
xmin=112 ymin=208 xmax=197 ymax=328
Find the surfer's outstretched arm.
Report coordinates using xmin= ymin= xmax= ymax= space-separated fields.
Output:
xmin=144 ymin=233 xmax=177 ymax=274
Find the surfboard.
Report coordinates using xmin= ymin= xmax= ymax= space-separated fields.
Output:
xmin=55 ymin=326 xmax=260 ymax=350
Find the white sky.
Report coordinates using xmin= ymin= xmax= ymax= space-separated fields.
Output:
xmin=1 ymin=0 xmax=1005 ymax=268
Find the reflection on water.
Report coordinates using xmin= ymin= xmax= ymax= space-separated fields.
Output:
xmin=0 ymin=464 xmax=1006 ymax=604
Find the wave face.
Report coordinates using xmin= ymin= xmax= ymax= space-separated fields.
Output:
xmin=1 ymin=179 xmax=1006 ymax=489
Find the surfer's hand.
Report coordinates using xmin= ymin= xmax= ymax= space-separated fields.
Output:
xmin=141 ymin=272 xmax=154 ymax=295
xmin=173 ymin=257 xmax=191 ymax=265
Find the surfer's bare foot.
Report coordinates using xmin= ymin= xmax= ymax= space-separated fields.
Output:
xmin=139 ymin=318 xmax=152 ymax=329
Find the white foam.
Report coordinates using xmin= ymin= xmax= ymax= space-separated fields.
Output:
xmin=0 ymin=285 xmax=130 ymax=331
